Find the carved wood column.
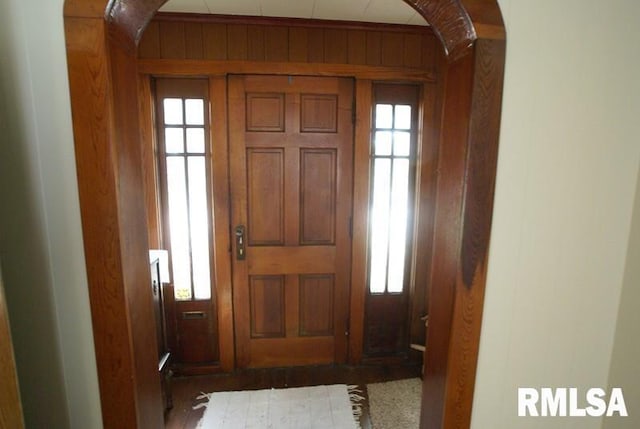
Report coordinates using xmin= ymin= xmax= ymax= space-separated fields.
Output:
xmin=404 ymin=1 xmax=506 ymax=428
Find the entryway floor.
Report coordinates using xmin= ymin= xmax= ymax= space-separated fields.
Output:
xmin=165 ymin=363 xmax=421 ymax=429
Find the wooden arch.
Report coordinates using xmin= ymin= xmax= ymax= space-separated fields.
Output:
xmin=63 ymin=0 xmax=505 ymax=427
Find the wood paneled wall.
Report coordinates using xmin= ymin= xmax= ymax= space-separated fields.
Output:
xmin=138 ymin=14 xmax=437 ymax=74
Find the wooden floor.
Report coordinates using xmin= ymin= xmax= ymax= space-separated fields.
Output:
xmin=164 ymin=363 xmax=421 ymax=429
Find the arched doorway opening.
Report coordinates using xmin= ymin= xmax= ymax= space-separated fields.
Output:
xmin=63 ymin=1 xmax=505 ymax=427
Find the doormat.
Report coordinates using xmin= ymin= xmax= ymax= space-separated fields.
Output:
xmin=195 ymin=384 xmax=364 ymax=429
xmin=367 ymin=378 xmax=421 ymax=429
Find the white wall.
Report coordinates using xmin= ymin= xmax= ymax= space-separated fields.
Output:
xmin=473 ymin=1 xmax=640 ymax=428
xmin=0 ymin=0 xmax=102 ymax=427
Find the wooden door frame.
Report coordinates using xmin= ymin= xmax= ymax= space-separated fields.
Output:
xmin=63 ymin=1 xmax=505 ymax=428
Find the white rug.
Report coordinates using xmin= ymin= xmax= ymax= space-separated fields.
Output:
xmin=367 ymin=378 xmax=421 ymax=429
xmin=195 ymin=384 xmax=363 ymax=429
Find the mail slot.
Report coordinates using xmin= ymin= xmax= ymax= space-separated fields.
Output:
xmin=181 ymin=311 xmax=207 ymax=320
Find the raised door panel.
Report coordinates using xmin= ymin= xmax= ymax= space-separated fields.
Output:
xmin=300 ymin=149 xmax=336 ymax=245
xmin=250 ymin=276 xmax=286 ymax=338
xmin=246 ymin=93 xmax=285 ymax=132
xmin=300 ymin=94 xmax=338 ymax=133
xmin=246 ymin=149 xmax=285 ymax=245
xmin=299 ymin=275 xmax=334 ymax=337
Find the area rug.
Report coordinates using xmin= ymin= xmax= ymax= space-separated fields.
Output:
xmin=367 ymin=378 xmax=421 ymax=429
xmin=195 ymin=384 xmax=364 ymax=429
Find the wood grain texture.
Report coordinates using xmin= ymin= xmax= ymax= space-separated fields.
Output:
xmin=299 ymin=149 xmax=337 ymax=244
xmin=65 ymin=18 xmax=138 ymax=428
xmin=265 ymin=26 xmax=289 ymax=62
xmin=300 ymin=95 xmax=338 ymax=133
xmin=159 ymin=21 xmax=186 ymax=59
xmin=403 ymin=33 xmax=423 ymax=69
xmin=0 ymin=267 xmax=24 ymax=429
xmin=365 ymin=31 xmax=382 ymax=66
xmin=65 ymin=16 xmax=163 ymax=428
xmin=307 ymin=28 xmax=325 ymax=63
xmin=137 ymin=76 xmax=161 ymax=249
xmin=184 ymin=22 xmax=204 ymax=59
xmin=299 ymin=275 xmax=335 ymax=336
xmin=64 ymin=0 xmax=105 ymax=18
xmin=209 ymin=77 xmax=235 ymax=371
xmin=444 ymin=38 xmax=505 ymax=429
xmin=202 ymin=23 xmax=227 ymax=60
xmin=246 ymin=149 xmax=285 ymax=245
xmin=461 ymin=39 xmax=505 ymax=289
xmin=324 ymin=29 xmax=348 ymax=64
xmin=288 ymin=27 xmax=308 ymax=62
xmin=421 ymin=33 xmax=438 ymax=72
xmin=227 ymin=24 xmax=248 ymax=60
xmin=347 ymin=30 xmax=367 ymax=65
xmin=250 ymin=276 xmax=286 ymax=338
xmin=230 ymin=76 xmax=353 ymax=369
xmin=175 ymin=300 xmax=218 ymax=363
xmin=420 ymin=50 xmax=474 ymax=429
xmin=138 ymin=59 xmax=436 ymax=82
xmin=364 ymin=293 xmax=409 ymax=356
xmin=246 ymin=94 xmax=285 ymax=131
xmin=404 ymin=0 xmax=475 ymax=61
xmin=381 ymin=32 xmax=404 ymax=67
xmin=247 ymin=25 xmax=265 ymax=61
xmin=139 ymin=14 xmax=437 ymax=74
xmin=461 ymin=0 xmax=505 ymax=28
xmin=64 ymin=1 xmax=506 ymax=428
xmin=348 ymin=80 xmax=373 ymax=364
xmin=107 ymin=0 xmax=166 ymax=44
xmin=137 ymin=20 xmax=160 ymax=59
xmin=107 ymin=28 xmax=164 ymax=429
xmin=408 ymin=81 xmax=439 ymax=349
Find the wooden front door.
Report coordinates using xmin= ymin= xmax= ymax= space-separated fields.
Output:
xmin=229 ymin=75 xmax=354 ymax=368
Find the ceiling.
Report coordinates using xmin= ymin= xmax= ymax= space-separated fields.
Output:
xmin=159 ymin=0 xmax=429 ymax=26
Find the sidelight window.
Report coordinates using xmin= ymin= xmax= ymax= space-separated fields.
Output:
xmin=158 ymin=87 xmax=212 ymax=301
xmin=368 ymin=88 xmax=418 ymax=295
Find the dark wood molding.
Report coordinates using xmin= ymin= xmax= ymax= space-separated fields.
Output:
xmin=443 ymin=38 xmax=505 ymax=428
xmin=65 ymin=17 xmax=139 ymax=427
xmin=107 ymin=31 xmax=164 ymax=427
xmin=107 ymin=0 xmax=166 ymax=44
xmin=64 ymin=10 xmax=165 ymax=429
xmin=421 ymin=49 xmax=475 ymax=428
xmin=461 ymin=39 xmax=506 ymax=289
xmin=404 ymin=0 xmax=475 ymax=60
xmin=138 ymin=18 xmax=438 ymax=74
xmin=405 ymin=0 xmax=505 ymax=61
xmin=419 ymin=34 xmax=506 ymax=429
xmin=137 ymin=59 xmax=436 ymax=82
xmin=153 ymin=11 xmax=431 ymax=33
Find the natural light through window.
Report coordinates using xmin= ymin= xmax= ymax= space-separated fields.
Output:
xmin=369 ymin=103 xmax=413 ymax=294
xmin=162 ymin=97 xmax=211 ymax=301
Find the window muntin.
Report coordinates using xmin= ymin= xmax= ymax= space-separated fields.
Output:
xmin=368 ymin=103 xmax=415 ymax=294
xmin=161 ymin=96 xmax=212 ymax=301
